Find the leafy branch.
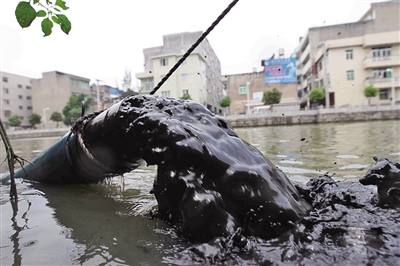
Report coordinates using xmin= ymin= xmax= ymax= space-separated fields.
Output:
xmin=15 ymin=0 xmax=71 ymax=37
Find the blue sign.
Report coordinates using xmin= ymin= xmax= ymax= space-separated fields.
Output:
xmin=262 ymin=58 xmax=296 ymax=84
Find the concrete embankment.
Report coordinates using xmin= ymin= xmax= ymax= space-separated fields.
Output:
xmin=225 ymin=105 xmax=400 ymax=128
xmin=6 ymin=128 xmax=70 ymax=140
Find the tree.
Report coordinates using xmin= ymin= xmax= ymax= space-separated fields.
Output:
xmin=219 ymin=96 xmax=231 ymax=107
xmin=122 ymin=69 xmax=132 ymax=92
xmin=15 ymin=0 xmax=71 ymax=37
xmin=62 ymin=93 xmax=93 ymax=125
xmin=28 ymin=113 xmax=41 ymax=128
xmin=8 ymin=115 xmax=22 ymax=127
xmin=262 ymin=88 xmax=282 ymax=105
xmin=364 ymin=85 xmax=379 ymax=105
xmin=50 ymin=111 xmax=63 ymax=127
xmin=308 ymin=88 xmax=325 ymax=101
xmin=180 ymin=94 xmax=192 ymax=100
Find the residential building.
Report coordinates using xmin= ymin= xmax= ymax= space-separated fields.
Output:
xmin=296 ymin=1 xmax=399 ymax=108
xmin=224 ymin=71 xmax=298 ymax=115
xmin=135 ymin=31 xmax=224 ymax=114
xmin=31 ymin=71 xmax=110 ymax=128
xmin=0 ymin=71 xmax=33 ymax=128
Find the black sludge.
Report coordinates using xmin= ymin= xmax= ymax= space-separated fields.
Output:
xmin=80 ymin=95 xmax=311 ymax=241
xmin=359 ymin=156 xmax=400 ymax=208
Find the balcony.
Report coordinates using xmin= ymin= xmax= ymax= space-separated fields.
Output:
xmin=135 ymin=71 xmax=154 ymax=79
xmin=365 ymin=77 xmax=400 ymax=88
xmin=363 ymin=55 xmax=400 ymax=69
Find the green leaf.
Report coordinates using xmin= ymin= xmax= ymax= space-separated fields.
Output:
xmin=46 ymin=0 xmax=52 ymax=5
xmin=37 ymin=10 xmax=46 ymax=17
xmin=33 ymin=0 xmax=40 ymax=4
xmin=55 ymin=0 xmax=69 ymax=10
xmin=51 ymin=15 xmax=59 ymax=24
xmin=15 ymin=1 xmax=37 ymax=28
xmin=57 ymin=14 xmax=71 ymax=34
xmin=41 ymin=18 xmax=53 ymax=36
xmin=54 ymin=7 xmax=61 ymax=12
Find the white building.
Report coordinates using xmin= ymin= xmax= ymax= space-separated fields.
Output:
xmin=296 ymin=1 xmax=399 ymax=107
xmin=136 ymin=31 xmax=225 ymax=114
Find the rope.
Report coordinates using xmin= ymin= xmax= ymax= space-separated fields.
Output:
xmin=149 ymin=0 xmax=240 ymax=95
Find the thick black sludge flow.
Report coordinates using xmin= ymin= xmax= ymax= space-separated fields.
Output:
xmin=5 ymin=95 xmax=400 ymax=264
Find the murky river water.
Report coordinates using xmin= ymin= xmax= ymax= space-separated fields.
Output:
xmin=1 ymin=120 xmax=399 ymax=265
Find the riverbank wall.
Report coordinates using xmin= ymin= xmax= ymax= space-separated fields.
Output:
xmin=4 ymin=105 xmax=399 ymax=139
xmin=225 ymin=104 xmax=400 ymax=128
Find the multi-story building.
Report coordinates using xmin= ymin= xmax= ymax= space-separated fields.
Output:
xmin=0 ymin=71 xmax=33 ymax=128
xmin=224 ymin=70 xmax=298 ymax=115
xmin=296 ymin=1 xmax=399 ymax=108
xmin=135 ymin=31 xmax=224 ymax=114
xmin=31 ymin=71 xmax=110 ymax=128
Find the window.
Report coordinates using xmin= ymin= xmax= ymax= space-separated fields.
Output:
xmin=161 ymin=91 xmax=170 ymax=97
xmin=27 ymin=96 xmax=32 ymax=100
xmin=145 ymin=80 xmax=154 ymax=91
xmin=346 ymin=70 xmax=354 ymax=81
xmin=239 ymin=85 xmax=247 ymax=95
xmin=327 ymin=73 xmax=330 ymax=85
xmin=379 ymin=89 xmax=389 ymax=100
xmin=3 ymin=88 xmax=8 ymax=94
xmin=26 ymin=85 xmax=31 ymax=90
xmin=182 ymin=89 xmax=189 ymax=96
xmin=18 ymin=95 xmax=23 ymax=99
xmin=182 ymin=73 xmax=188 ymax=81
xmin=19 ymin=106 xmax=23 ymax=110
xmin=160 ymin=58 xmax=168 ymax=66
xmin=70 ymin=79 xmax=79 ymax=87
xmin=346 ymin=50 xmax=353 ymax=60
xmin=318 ymin=61 xmax=322 ymax=71
xmin=372 ymin=69 xmax=392 ymax=78
xmin=4 ymin=110 xmax=11 ymax=118
xmin=80 ymin=82 xmax=89 ymax=89
xmin=2 ymin=77 xmax=8 ymax=82
xmin=27 ymin=106 xmax=32 ymax=110
xmin=372 ymin=47 xmax=391 ymax=61
xmin=320 ymin=79 xmax=324 ymax=88
xmin=4 ymin=99 xmax=9 ymax=105
xmin=20 ymin=116 xmax=24 ymax=120
xmin=18 ymin=84 xmax=22 ymax=88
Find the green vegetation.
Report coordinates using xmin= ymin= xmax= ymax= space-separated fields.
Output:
xmin=28 ymin=113 xmax=41 ymax=128
xmin=364 ymin=85 xmax=379 ymax=98
xmin=180 ymin=93 xmax=192 ymax=100
xmin=15 ymin=0 xmax=71 ymax=36
xmin=219 ymin=96 xmax=232 ymax=107
xmin=308 ymin=88 xmax=325 ymax=101
xmin=8 ymin=115 xmax=22 ymax=127
xmin=364 ymin=85 xmax=379 ymax=105
xmin=262 ymin=88 xmax=282 ymax=105
xmin=50 ymin=111 xmax=63 ymax=127
xmin=62 ymin=93 xmax=93 ymax=125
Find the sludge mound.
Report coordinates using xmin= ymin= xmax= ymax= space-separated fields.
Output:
xmin=164 ymin=157 xmax=400 ymax=265
xmin=79 ymin=95 xmax=311 ymax=242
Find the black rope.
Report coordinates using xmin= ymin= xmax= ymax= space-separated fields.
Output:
xmin=149 ymin=0 xmax=240 ymax=95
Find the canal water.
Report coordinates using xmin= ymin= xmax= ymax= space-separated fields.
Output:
xmin=1 ymin=120 xmax=399 ymax=265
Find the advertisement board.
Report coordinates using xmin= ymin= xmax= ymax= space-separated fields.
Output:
xmin=262 ymin=58 xmax=296 ymax=84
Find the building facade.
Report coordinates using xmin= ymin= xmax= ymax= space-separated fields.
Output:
xmin=296 ymin=1 xmax=399 ymax=108
xmin=135 ymin=31 xmax=225 ymax=114
xmin=31 ymin=71 xmax=110 ymax=128
xmin=0 ymin=72 xmax=33 ymax=128
xmin=225 ymin=71 xmax=298 ymax=115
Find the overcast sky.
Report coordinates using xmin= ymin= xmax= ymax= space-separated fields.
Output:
xmin=0 ymin=0 xmax=381 ymax=88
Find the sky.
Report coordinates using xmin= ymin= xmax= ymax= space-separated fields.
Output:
xmin=0 ymin=0 xmax=383 ymax=89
